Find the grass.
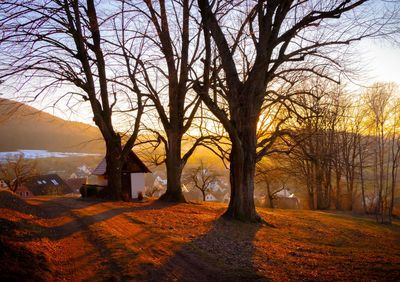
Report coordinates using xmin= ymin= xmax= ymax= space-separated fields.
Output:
xmin=0 ymin=192 xmax=399 ymax=281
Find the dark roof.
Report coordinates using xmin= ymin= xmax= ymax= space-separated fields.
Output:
xmin=92 ymin=151 xmax=151 ymax=175
xmin=22 ymin=174 xmax=73 ymax=196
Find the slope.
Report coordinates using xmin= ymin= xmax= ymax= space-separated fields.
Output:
xmin=0 ymin=192 xmax=398 ymax=281
xmin=0 ymin=98 xmax=104 ymax=153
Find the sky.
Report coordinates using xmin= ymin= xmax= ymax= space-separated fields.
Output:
xmin=0 ymin=1 xmax=399 ymax=127
xmin=354 ymin=39 xmax=400 ymax=87
xmin=1 ymin=38 xmax=399 ymax=127
xmin=29 ymin=38 xmax=400 ymax=126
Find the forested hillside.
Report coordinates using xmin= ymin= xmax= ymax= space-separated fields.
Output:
xmin=0 ymin=98 xmax=104 ymax=153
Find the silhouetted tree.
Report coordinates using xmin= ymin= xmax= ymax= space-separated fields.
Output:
xmin=256 ymin=161 xmax=288 ymax=209
xmin=0 ymin=0 xmax=144 ymax=200
xmin=364 ymin=83 xmax=398 ymax=222
xmin=124 ymin=0 xmax=211 ymax=202
xmin=0 ymin=155 xmax=37 ymax=193
xmin=194 ymin=0 xmax=391 ymax=221
xmin=188 ymin=160 xmax=220 ymax=201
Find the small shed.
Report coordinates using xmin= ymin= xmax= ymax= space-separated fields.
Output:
xmin=88 ymin=151 xmax=151 ymax=199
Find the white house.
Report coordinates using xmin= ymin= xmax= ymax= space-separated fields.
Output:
xmin=0 ymin=179 xmax=8 ymax=189
xmin=87 ymin=151 xmax=151 ymax=199
xmin=275 ymin=187 xmax=295 ymax=198
xmin=205 ymin=193 xmax=218 ymax=202
xmin=274 ymin=187 xmax=300 ymax=209
xmin=208 ymin=181 xmax=226 ymax=193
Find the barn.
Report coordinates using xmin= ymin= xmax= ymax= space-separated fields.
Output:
xmin=87 ymin=151 xmax=151 ymax=199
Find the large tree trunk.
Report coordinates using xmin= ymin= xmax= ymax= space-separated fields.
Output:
xmin=316 ymin=166 xmax=326 ymax=209
xmin=335 ymin=171 xmax=342 ymax=210
xmin=306 ymin=162 xmax=315 ymax=210
xmin=223 ymin=114 xmax=260 ymax=222
xmin=105 ymin=137 xmax=123 ymax=200
xmin=266 ymin=182 xmax=274 ymax=209
xmin=159 ymin=132 xmax=186 ymax=202
xmin=308 ymin=191 xmax=315 ymax=210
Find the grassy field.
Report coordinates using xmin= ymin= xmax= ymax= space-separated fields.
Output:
xmin=0 ymin=191 xmax=399 ymax=281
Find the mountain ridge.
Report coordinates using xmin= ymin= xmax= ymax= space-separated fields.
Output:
xmin=0 ymin=98 xmax=104 ymax=153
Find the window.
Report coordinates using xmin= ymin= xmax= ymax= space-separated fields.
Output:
xmin=51 ymin=179 xmax=59 ymax=185
xmin=37 ymin=180 xmax=42 ymax=184
xmin=42 ymin=180 xmax=47 ymax=184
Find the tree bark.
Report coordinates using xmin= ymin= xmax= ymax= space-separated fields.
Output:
xmin=309 ymin=191 xmax=315 ymax=210
xmin=159 ymin=132 xmax=186 ymax=202
xmin=266 ymin=181 xmax=274 ymax=209
xmin=223 ymin=113 xmax=260 ymax=222
xmin=105 ymin=137 xmax=123 ymax=200
xmin=316 ymin=165 xmax=326 ymax=209
xmin=335 ymin=171 xmax=342 ymax=210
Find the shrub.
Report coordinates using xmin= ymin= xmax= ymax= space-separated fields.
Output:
xmin=138 ymin=191 xmax=144 ymax=201
xmin=80 ymin=184 xmax=101 ymax=198
xmin=122 ymin=192 xmax=131 ymax=202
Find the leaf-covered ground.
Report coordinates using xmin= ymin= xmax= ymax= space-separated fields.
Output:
xmin=0 ymin=191 xmax=399 ymax=281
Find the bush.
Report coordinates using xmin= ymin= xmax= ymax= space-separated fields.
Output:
xmin=138 ymin=191 xmax=144 ymax=201
xmin=80 ymin=184 xmax=102 ymax=198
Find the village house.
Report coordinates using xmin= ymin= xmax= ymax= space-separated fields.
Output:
xmin=205 ymin=193 xmax=218 ymax=202
xmin=87 ymin=151 xmax=151 ymax=199
xmin=0 ymin=179 xmax=8 ymax=189
xmin=15 ymin=174 xmax=72 ymax=197
xmin=65 ymin=178 xmax=87 ymax=194
xmin=69 ymin=165 xmax=92 ymax=179
xmin=273 ymin=188 xmax=300 ymax=209
xmin=183 ymin=180 xmax=230 ymax=202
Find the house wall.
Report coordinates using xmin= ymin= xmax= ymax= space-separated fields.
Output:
xmin=274 ymin=197 xmax=300 ymax=209
xmin=130 ymin=173 xmax=145 ymax=198
xmin=86 ymin=173 xmax=145 ymax=199
xmin=15 ymin=185 xmax=33 ymax=197
xmin=17 ymin=191 xmax=33 ymax=197
xmin=86 ymin=175 xmax=108 ymax=186
xmin=205 ymin=194 xmax=218 ymax=202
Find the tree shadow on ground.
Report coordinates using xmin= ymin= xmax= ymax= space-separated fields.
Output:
xmin=144 ymin=218 xmax=266 ymax=281
xmin=2 ymin=196 xmax=178 ymax=242
xmin=0 ymin=191 xmax=45 ymax=217
xmin=27 ymin=196 xmax=104 ymax=218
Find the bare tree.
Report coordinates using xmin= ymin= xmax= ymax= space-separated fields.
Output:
xmin=388 ymin=98 xmax=400 ymax=222
xmin=0 ymin=155 xmax=37 ymax=193
xmin=364 ymin=83 xmax=393 ymax=222
xmin=121 ymin=0 xmax=211 ymax=202
xmin=256 ymin=161 xmax=288 ymax=209
xmin=287 ymin=81 xmax=343 ymax=209
xmin=194 ymin=0 xmax=391 ymax=221
xmin=145 ymin=184 xmax=163 ymax=198
xmin=0 ymin=1 xmax=145 ymax=200
xmin=187 ymin=160 xmax=220 ymax=201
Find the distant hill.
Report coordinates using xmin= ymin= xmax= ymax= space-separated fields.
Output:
xmin=0 ymin=98 xmax=104 ymax=153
